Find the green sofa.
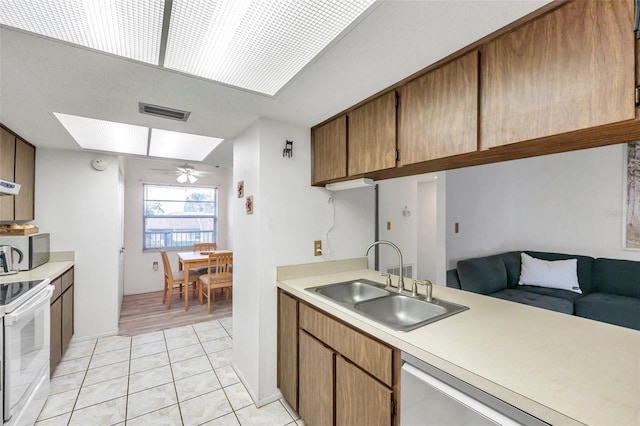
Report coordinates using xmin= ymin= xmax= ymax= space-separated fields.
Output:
xmin=447 ymin=251 xmax=640 ymax=331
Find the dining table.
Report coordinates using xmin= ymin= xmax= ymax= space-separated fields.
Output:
xmin=177 ymin=249 xmax=233 ymax=311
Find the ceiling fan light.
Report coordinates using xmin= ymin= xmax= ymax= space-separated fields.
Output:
xmin=177 ymin=173 xmax=188 ymax=183
xmin=188 ymin=175 xmax=197 ymax=184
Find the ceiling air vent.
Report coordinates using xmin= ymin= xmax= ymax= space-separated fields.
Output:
xmin=138 ymin=102 xmax=191 ymax=121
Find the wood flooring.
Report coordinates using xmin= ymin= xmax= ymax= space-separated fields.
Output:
xmin=118 ymin=289 xmax=232 ymax=336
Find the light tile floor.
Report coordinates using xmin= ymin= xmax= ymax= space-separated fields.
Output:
xmin=37 ymin=317 xmax=304 ymax=426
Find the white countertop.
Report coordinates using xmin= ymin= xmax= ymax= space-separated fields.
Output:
xmin=0 ymin=260 xmax=74 ymax=284
xmin=276 ymin=259 xmax=640 ymax=426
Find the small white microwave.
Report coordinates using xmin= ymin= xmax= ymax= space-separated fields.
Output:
xmin=0 ymin=233 xmax=50 ymax=270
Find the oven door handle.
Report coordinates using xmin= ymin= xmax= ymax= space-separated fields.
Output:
xmin=4 ymin=285 xmax=54 ymax=326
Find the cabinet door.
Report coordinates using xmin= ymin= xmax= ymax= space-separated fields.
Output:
xmin=299 ymin=330 xmax=334 ymax=426
xmin=399 ymin=51 xmax=478 ymax=165
xmin=277 ymin=291 xmax=298 ymax=411
xmin=0 ymin=128 xmax=15 ymax=220
xmin=348 ymin=91 xmax=396 ymax=175
xmin=312 ymin=116 xmax=347 ymax=184
xmin=62 ymin=286 xmax=74 ymax=355
xmin=14 ymin=138 xmax=35 ymax=221
xmin=50 ymin=297 xmax=62 ymax=376
xmin=481 ymin=0 xmax=635 ymax=149
xmin=336 ymin=356 xmax=392 ymax=426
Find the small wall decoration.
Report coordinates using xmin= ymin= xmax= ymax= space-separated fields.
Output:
xmin=283 ymin=140 xmax=293 ymax=158
xmin=246 ymin=195 xmax=254 ymax=215
xmin=624 ymin=141 xmax=640 ymax=250
xmin=237 ymin=181 xmax=244 ymax=198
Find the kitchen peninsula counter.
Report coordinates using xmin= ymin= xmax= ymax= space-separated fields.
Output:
xmin=276 ymin=258 xmax=640 ymax=426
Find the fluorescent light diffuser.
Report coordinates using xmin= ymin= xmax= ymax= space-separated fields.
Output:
xmin=164 ymin=0 xmax=377 ymax=95
xmin=0 ymin=0 xmax=164 ymax=64
xmin=53 ymin=113 xmax=148 ymax=155
xmin=325 ymin=178 xmax=374 ymax=191
xmin=148 ymin=128 xmax=223 ymax=161
xmin=0 ymin=0 xmax=376 ymax=95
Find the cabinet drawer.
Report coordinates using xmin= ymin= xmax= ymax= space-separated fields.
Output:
xmin=51 ymin=277 xmax=63 ymax=302
xmin=299 ymin=303 xmax=393 ymax=387
xmin=61 ymin=268 xmax=74 ymax=292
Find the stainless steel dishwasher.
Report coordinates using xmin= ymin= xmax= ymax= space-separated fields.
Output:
xmin=401 ymin=353 xmax=549 ymax=425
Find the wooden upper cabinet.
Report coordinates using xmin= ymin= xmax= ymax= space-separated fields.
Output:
xmin=481 ymin=0 xmax=636 ymax=149
xmin=348 ymin=91 xmax=397 ymax=176
xmin=0 ymin=128 xmax=16 ymax=220
xmin=398 ymin=51 xmax=479 ymax=165
xmin=312 ymin=116 xmax=347 ymax=185
xmin=14 ymin=138 xmax=35 ymax=221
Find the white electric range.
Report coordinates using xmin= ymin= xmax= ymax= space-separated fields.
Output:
xmin=0 ymin=279 xmax=53 ymax=426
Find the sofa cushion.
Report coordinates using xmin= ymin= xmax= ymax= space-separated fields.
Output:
xmin=523 ymin=251 xmax=595 ymax=293
xmin=497 ymin=251 xmax=522 ymax=288
xmin=446 ymin=269 xmax=461 ymax=289
xmin=491 ymin=289 xmax=574 ymax=314
xmin=517 ymin=285 xmax=584 ymax=303
xmin=518 ymin=253 xmax=581 ymax=293
xmin=592 ymin=258 xmax=640 ymax=299
xmin=457 ymin=255 xmax=507 ymax=295
xmin=574 ymin=293 xmax=640 ymax=331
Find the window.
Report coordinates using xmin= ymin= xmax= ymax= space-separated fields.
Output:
xmin=143 ymin=184 xmax=217 ymax=250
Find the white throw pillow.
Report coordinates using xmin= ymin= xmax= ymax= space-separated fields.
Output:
xmin=518 ymin=253 xmax=582 ymax=294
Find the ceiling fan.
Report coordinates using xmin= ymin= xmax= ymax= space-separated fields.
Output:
xmin=151 ymin=163 xmax=210 ymax=183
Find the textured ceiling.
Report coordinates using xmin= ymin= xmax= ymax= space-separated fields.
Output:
xmin=0 ymin=1 xmax=550 ymax=168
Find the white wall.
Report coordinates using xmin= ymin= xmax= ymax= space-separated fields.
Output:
xmin=232 ymin=118 xmax=375 ymax=405
xmin=377 ymin=172 xmax=447 ymax=285
xmin=123 ymin=157 xmax=232 ymax=295
xmin=446 ymin=144 xmax=640 ymax=267
xmin=418 ymin=181 xmax=437 ymax=282
xmin=35 ymin=148 xmax=121 ymax=338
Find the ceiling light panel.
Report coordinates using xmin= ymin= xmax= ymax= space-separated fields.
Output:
xmin=0 ymin=0 xmax=163 ymax=64
xmin=149 ymin=128 xmax=223 ymax=161
xmin=54 ymin=113 xmax=149 ymax=155
xmin=164 ymin=0 xmax=376 ymax=95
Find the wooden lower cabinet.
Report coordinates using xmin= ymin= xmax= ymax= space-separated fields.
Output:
xmin=62 ymin=285 xmax=74 ymax=354
xmin=336 ymin=356 xmax=393 ymax=426
xmin=299 ymin=331 xmax=334 ymax=426
xmin=277 ymin=290 xmax=399 ymax=426
xmin=50 ymin=297 xmax=63 ymax=375
xmin=50 ymin=266 xmax=74 ymax=375
xmin=277 ymin=291 xmax=299 ymax=410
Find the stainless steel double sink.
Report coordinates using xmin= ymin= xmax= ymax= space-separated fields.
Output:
xmin=306 ymin=279 xmax=468 ymax=331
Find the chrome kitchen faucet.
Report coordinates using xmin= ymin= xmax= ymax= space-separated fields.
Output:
xmin=364 ymin=240 xmax=405 ymax=293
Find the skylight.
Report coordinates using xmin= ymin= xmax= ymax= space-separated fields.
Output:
xmin=148 ymin=128 xmax=223 ymax=161
xmin=53 ymin=113 xmax=222 ymax=161
xmin=0 ymin=0 xmax=377 ymax=95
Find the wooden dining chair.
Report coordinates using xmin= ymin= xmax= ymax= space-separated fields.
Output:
xmin=193 ymin=242 xmax=217 ymax=252
xmin=198 ymin=252 xmax=233 ymax=314
xmin=192 ymin=242 xmax=218 ymax=275
xmin=160 ymin=251 xmax=199 ymax=310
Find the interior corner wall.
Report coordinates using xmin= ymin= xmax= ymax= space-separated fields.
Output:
xmin=35 ymin=148 xmax=120 ymax=338
xmin=446 ymin=144 xmax=640 ymax=268
xmin=232 ymin=117 xmax=375 ymax=405
xmin=232 ymin=121 xmax=262 ymax=401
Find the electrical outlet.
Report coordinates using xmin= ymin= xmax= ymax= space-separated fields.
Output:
xmin=314 ymin=240 xmax=322 ymax=256
xmin=153 ymin=261 xmax=159 ymax=271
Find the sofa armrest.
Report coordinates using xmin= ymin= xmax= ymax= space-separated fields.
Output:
xmin=446 ymin=269 xmax=461 ymax=289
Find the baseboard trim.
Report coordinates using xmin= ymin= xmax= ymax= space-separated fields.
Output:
xmin=231 ymin=361 xmax=283 ymax=408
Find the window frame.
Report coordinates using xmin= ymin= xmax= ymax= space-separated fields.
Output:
xmin=142 ymin=183 xmax=218 ymax=252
